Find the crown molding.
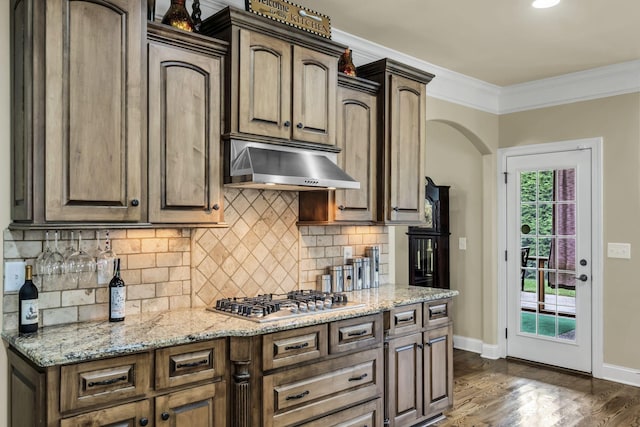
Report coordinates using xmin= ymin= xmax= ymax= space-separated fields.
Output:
xmin=499 ymin=60 xmax=640 ymax=114
xmin=198 ymin=0 xmax=639 ymax=115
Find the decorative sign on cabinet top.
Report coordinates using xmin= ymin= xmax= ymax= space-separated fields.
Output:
xmin=245 ymin=0 xmax=332 ymax=38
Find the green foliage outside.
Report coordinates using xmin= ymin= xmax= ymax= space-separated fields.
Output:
xmin=520 ymin=170 xmax=554 ymax=257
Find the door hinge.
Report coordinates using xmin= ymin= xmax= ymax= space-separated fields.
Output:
xmin=503 ymin=172 xmax=508 ymax=184
xmin=505 ymin=328 xmax=508 ymax=339
xmin=505 ymin=250 xmax=508 ymax=261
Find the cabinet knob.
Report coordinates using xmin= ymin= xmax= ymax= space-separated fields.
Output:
xmin=161 ymin=412 xmax=170 ymax=421
xmin=338 ymin=205 xmax=345 ymax=211
xmin=392 ymin=206 xmax=399 ymax=212
xmin=131 ymin=199 xmax=140 ymax=207
xmin=296 ymin=122 xmax=304 ymax=129
xmin=212 ymin=203 xmax=220 ymax=211
xmin=283 ymin=121 xmax=291 ymax=127
xmin=139 ymin=418 xmax=149 ymax=426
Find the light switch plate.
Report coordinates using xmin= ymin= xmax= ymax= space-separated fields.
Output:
xmin=459 ymin=237 xmax=467 ymax=250
xmin=607 ymin=242 xmax=631 ymax=259
xmin=4 ymin=261 xmax=26 ymax=292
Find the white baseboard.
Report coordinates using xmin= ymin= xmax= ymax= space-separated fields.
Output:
xmin=480 ymin=343 xmax=501 ymax=360
xmin=600 ymin=363 xmax=640 ymax=387
xmin=453 ymin=335 xmax=483 ymax=354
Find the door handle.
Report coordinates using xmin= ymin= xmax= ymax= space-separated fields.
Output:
xmin=575 ymin=274 xmax=588 ymax=282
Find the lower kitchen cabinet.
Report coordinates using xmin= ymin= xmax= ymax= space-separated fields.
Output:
xmin=59 ymin=400 xmax=151 ymax=427
xmin=424 ymin=324 xmax=454 ymax=418
xmin=7 ymin=340 xmax=227 ymax=427
xmin=384 ymin=299 xmax=454 ymax=427
xmin=155 ymin=382 xmax=226 ymax=427
xmin=301 ymin=398 xmax=383 ymax=427
xmin=385 ymin=332 xmax=423 ymax=426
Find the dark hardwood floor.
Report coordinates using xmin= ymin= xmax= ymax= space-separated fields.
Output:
xmin=434 ymin=350 xmax=640 ymax=427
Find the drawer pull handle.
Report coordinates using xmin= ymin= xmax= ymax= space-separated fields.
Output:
xmin=348 ymin=373 xmax=368 ymax=382
xmin=347 ymin=330 xmax=368 ymax=337
xmin=176 ymin=359 xmax=209 ymax=369
xmin=285 ymin=342 xmax=309 ymax=350
xmin=87 ymin=375 xmax=128 ymax=388
xmin=286 ymin=390 xmax=310 ymax=401
xmin=396 ymin=315 xmax=414 ymax=324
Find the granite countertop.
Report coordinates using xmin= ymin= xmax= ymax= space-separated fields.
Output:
xmin=2 ymin=284 xmax=458 ymax=367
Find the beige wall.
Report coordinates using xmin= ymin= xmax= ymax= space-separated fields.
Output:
xmin=500 ymin=93 xmax=640 ymax=368
xmin=1 ymin=0 xmax=10 ymax=423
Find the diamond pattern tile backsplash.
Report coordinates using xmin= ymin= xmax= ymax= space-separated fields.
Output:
xmin=192 ymin=189 xmax=300 ymax=307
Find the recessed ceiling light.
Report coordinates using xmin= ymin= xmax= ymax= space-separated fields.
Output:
xmin=532 ymin=0 xmax=560 ymax=8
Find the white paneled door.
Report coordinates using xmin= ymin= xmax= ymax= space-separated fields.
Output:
xmin=505 ymin=148 xmax=592 ymax=372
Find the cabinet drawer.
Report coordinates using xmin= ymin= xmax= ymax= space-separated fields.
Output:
xmin=60 ymin=352 xmax=151 ymax=412
xmin=301 ymin=398 xmax=383 ymax=427
xmin=263 ymin=324 xmax=328 ymax=371
xmin=155 ymin=339 xmax=226 ymax=390
xmin=385 ymin=303 xmax=422 ymax=336
xmin=264 ymin=347 xmax=383 ymax=427
xmin=329 ymin=313 xmax=383 ymax=354
xmin=60 ymin=399 xmax=151 ymax=427
xmin=424 ymin=299 xmax=451 ymax=328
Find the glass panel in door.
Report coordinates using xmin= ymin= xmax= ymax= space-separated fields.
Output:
xmin=519 ymin=168 xmax=576 ymax=341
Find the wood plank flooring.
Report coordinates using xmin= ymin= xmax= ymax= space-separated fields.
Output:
xmin=434 ymin=350 xmax=640 ymax=427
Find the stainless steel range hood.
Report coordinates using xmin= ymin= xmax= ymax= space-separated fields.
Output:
xmin=226 ymin=140 xmax=360 ymax=191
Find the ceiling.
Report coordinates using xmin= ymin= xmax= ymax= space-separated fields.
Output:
xmin=293 ymin=0 xmax=640 ymax=86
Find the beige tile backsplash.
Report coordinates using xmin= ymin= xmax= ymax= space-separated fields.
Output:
xmin=2 ymin=189 xmax=389 ymax=329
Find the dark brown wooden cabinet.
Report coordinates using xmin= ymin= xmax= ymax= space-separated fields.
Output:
xmin=384 ymin=300 xmax=453 ymax=427
xmin=358 ymin=60 xmax=434 ymax=224
xmin=11 ymin=0 xmax=145 ymax=224
xmin=202 ymin=7 xmax=343 ymax=147
xmin=408 ymin=177 xmax=451 ymax=288
xmin=147 ymin=23 xmax=227 ymax=224
xmin=299 ymin=74 xmax=380 ymax=223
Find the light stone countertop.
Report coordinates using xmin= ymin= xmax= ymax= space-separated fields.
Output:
xmin=2 ymin=284 xmax=458 ymax=367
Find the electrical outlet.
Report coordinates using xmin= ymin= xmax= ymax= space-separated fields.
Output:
xmin=343 ymin=246 xmax=353 ymax=263
xmin=4 ymin=261 xmax=26 ymax=292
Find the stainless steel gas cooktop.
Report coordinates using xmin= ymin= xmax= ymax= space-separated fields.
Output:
xmin=208 ymin=290 xmax=364 ymax=323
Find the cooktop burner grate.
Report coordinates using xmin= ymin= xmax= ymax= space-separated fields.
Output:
xmin=208 ymin=290 xmax=364 ymax=323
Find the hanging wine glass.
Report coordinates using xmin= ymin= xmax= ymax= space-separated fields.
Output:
xmin=34 ymin=231 xmax=52 ymax=286
xmin=43 ymin=231 xmax=65 ymax=288
xmin=96 ymin=230 xmax=117 ymax=285
xmin=62 ymin=231 xmax=77 ymax=274
xmin=66 ymin=231 xmax=96 ymax=286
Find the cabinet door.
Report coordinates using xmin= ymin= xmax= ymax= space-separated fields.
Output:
xmin=45 ymin=0 xmax=143 ymax=222
xmin=60 ymin=400 xmax=151 ymax=427
xmin=423 ymin=324 xmax=454 ymax=418
xmin=335 ymin=87 xmax=377 ymax=221
xmin=387 ymin=75 xmax=425 ymax=223
xmin=292 ymin=46 xmax=337 ymax=145
xmin=238 ymin=29 xmax=291 ymax=139
xmin=386 ymin=333 xmax=423 ymax=426
xmin=148 ymin=41 xmax=223 ymax=223
xmin=155 ymin=382 xmax=226 ymax=427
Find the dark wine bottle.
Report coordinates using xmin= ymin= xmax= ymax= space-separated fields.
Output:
xmin=19 ymin=265 xmax=39 ymax=334
xmin=109 ymin=258 xmax=126 ymax=322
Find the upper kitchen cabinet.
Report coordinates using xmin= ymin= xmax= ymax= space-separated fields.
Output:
xmin=201 ymin=7 xmax=343 ymax=147
xmin=358 ymin=59 xmax=434 ymax=224
xmin=147 ymin=23 xmax=227 ymax=224
xmin=299 ymin=75 xmax=379 ymax=223
xmin=11 ymin=0 xmax=145 ymax=224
